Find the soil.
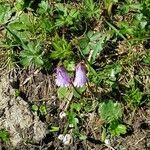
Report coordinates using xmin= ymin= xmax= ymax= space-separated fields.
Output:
xmin=0 ymin=69 xmax=150 ymax=150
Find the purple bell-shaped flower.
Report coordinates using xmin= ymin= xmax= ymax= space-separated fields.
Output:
xmin=55 ymin=66 xmax=71 ymax=87
xmin=73 ymin=62 xmax=87 ymax=87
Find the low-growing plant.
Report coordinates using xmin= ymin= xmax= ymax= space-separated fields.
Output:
xmin=20 ymin=41 xmax=44 ymax=67
xmin=117 ymin=0 xmax=150 ymax=39
xmin=55 ymin=3 xmax=80 ymax=28
xmin=31 ymin=104 xmax=39 ymax=112
xmin=31 ymin=104 xmax=47 ymax=116
xmin=89 ymin=63 xmax=122 ymax=88
xmin=15 ymin=89 xmax=20 ymax=97
xmin=79 ymin=31 xmax=110 ymax=64
xmin=0 ymin=2 xmax=12 ymax=25
xmin=0 ymin=0 xmax=149 ymax=147
xmin=98 ymin=100 xmax=127 ymax=139
xmin=67 ymin=103 xmax=81 ymax=128
xmin=0 ymin=129 xmax=10 ymax=142
xmin=108 ymin=120 xmax=127 ymax=137
xmin=51 ymin=34 xmax=73 ymax=60
xmin=67 ymin=102 xmax=87 ymax=140
xmin=39 ymin=104 xmax=48 ymax=116
xmin=124 ymin=79 xmax=143 ymax=108
xmin=82 ymin=0 xmax=101 ymax=20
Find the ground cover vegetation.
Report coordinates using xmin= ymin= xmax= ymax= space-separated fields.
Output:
xmin=0 ymin=0 xmax=150 ymax=149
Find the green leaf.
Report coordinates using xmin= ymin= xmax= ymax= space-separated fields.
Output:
xmin=143 ymin=53 xmax=150 ymax=65
xmin=89 ymin=32 xmax=101 ymax=41
xmin=55 ymin=4 xmax=79 ymax=27
xmin=5 ymin=27 xmax=26 ymax=47
xmin=49 ymin=126 xmax=59 ymax=132
xmin=0 ymin=129 xmax=9 ymax=142
xmin=38 ymin=1 xmax=50 ymax=14
xmin=34 ymin=56 xmax=44 ymax=66
xmin=57 ymin=87 xmax=73 ymax=101
xmin=98 ymin=100 xmax=123 ymax=123
xmin=39 ymin=104 xmax=47 ymax=115
xmin=0 ymin=3 xmax=12 ymax=24
xmin=69 ymin=9 xmax=79 ymax=18
xmin=20 ymin=57 xmax=32 ymax=66
xmin=8 ymin=22 xmax=29 ymax=30
xmin=91 ymin=36 xmax=104 ymax=63
xmin=57 ymin=87 xmax=69 ymax=99
xmin=8 ymin=12 xmax=35 ymax=34
xmin=63 ymin=60 xmax=75 ymax=71
xmin=40 ymin=18 xmax=53 ymax=32
xmin=79 ymin=38 xmax=88 ymax=48
xmin=79 ymin=134 xmax=87 ymax=140
xmin=83 ymin=0 xmax=101 ymax=19
xmin=15 ymin=0 xmax=24 ymax=11
xmin=79 ymin=31 xmax=109 ymax=63
xmin=15 ymin=89 xmax=20 ymax=97
xmin=31 ymin=105 xmax=39 ymax=112
xmin=124 ymin=87 xmax=143 ymax=107
xmin=55 ymin=3 xmax=67 ymax=14
xmin=89 ymin=63 xmax=122 ymax=87
xmin=20 ymin=42 xmax=44 ymax=67
xmin=109 ymin=121 xmax=127 ymax=136
xmin=105 ymin=20 xmax=127 ymax=41
xmin=73 ymin=86 xmax=86 ymax=98
xmin=68 ymin=111 xmax=79 ymax=127
xmin=51 ymin=34 xmax=72 ymax=60
xmin=71 ymin=103 xmax=81 ymax=112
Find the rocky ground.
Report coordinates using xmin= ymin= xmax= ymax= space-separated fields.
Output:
xmin=0 ymin=70 xmax=149 ymax=150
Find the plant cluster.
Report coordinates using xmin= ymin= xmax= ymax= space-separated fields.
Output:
xmin=0 ymin=0 xmax=149 ymax=146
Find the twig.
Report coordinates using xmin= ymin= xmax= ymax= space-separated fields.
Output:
xmin=134 ymin=134 xmax=147 ymax=146
xmin=104 ymin=144 xmax=116 ymax=150
xmin=64 ymin=97 xmax=72 ymax=111
xmin=20 ymin=69 xmax=39 ymax=86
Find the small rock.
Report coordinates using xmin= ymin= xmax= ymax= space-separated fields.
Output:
xmin=58 ymin=134 xmax=64 ymax=141
xmin=59 ymin=111 xmax=66 ymax=119
xmin=63 ymin=134 xmax=73 ymax=145
xmin=104 ymin=138 xmax=111 ymax=145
